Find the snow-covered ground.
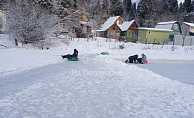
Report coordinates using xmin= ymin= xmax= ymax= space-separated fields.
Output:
xmin=0 ymin=38 xmax=194 ymax=117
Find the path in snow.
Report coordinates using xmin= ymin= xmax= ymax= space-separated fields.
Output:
xmin=0 ymin=54 xmax=194 ymax=118
xmin=0 ymin=61 xmax=67 ymax=98
xmin=0 ymin=54 xmax=95 ymax=98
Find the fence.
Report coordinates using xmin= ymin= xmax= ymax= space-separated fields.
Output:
xmin=174 ymin=35 xmax=194 ymax=46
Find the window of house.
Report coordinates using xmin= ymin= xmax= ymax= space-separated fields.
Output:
xmin=116 ymin=31 xmax=120 ymax=33
xmin=117 ymin=20 xmax=122 ymax=26
xmin=63 ymin=24 xmax=66 ymax=29
xmin=80 ymin=16 xmax=83 ymax=20
xmin=117 ymin=20 xmax=120 ymax=25
xmin=0 ymin=24 xmax=2 ymax=28
xmin=67 ymin=24 xmax=69 ymax=29
xmin=113 ymin=26 xmax=116 ymax=30
xmin=72 ymin=29 xmax=75 ymax=33
xmin=0 ymin=21 xmax=3 ymax=28
xmin=110 ymin=31 xmax=113 ymax=35
xmin=174 ymin=24 xmax=178 ymax=29
xmin=130 ymin=32 xmax=136 ymax=38
xmin=132 ymin=23 xmax=136 ymax=29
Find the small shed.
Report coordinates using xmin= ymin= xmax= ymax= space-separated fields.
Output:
xmin=138 ymin=27 xmax=172 ymax=44
xmin=120 ymin=20 xmax=138 ymax=42
xmin=155 ymin=21 xmax=182 ymax=41
xmin=96 ymin=16 xmax=123 ymax=39
xmin=182 ymin=22 xmax=194 ymax=36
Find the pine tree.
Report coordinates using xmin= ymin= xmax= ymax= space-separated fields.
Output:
xmin=184 ymin=0 xmax=192 ymax=13
xmin=102 ymin=0 xmax=109 ymax=19
xmin=137 ymin=0 xmax=148 ymax=19
xmin=0 ymin=0 xmax=8 ymax=10
xmin=111 ymin=0 xmax=118 ymax=5
xmin=165 ymin=0 xmax=170 ymax=9
xmin=102 ymin=0 xmax=109 ymax=10
xmin=37 ymin=0 xmax=54 ymax=11
xmin=179 ymin=2 xmax=185 ymax=12
xmin=170 ymin=0 xmax=178 ymax=12
xmin=126 ymin=0 xmax=132 ymax=14
xmin=129 ymin=2 xmax=136 ymax=20
xmin=61 ymin=0 xmax=72 ymax=8
xmin=165 ymin=0 xmax=178 ymax=12
xmin=111 ymin=7 xmax=123 ymax=16
xmin=192 ymin=0 xmax=194 ymax=11
xmin=123 ymin=0 xmax=132 ymax=20
xmin=73 ymin=0 xmax=78 ymax=10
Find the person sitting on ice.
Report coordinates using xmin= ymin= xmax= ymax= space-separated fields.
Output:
xmin=137 ymin=53 xmax=147 ymax=64
xmin=72 ymin=49 xmax=78 ymax=58
xmin=61 ymin=49 xmax=78 ymax=59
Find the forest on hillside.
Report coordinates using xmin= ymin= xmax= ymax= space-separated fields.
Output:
xmin=0 ymin=0 xmax=193 ymax=45
xmin=1 ymin=0 xmax=194 ymax=27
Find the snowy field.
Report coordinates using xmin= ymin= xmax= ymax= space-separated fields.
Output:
xmin=0 ymin=37 xmax=194 ymax=117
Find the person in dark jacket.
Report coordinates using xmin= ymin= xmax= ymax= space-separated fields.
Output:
xmin=72 ymin=49 xmax=78 ymax=58
xmin=61 ymin=49 xmax=78 ymax=59
xmin=125 ymin=54 xmax=138 ymax=63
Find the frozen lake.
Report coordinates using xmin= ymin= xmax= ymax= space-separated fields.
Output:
xmin=135 ymin=60 xmax=194 ymax=85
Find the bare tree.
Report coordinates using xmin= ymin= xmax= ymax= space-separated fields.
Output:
xmin=4 ymin=0 xmax=58 ymax=46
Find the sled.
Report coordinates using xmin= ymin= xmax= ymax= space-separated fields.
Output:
xmin=68 ymin=58 xmax=79 ymax=61
xmin=101 ymin=52 xmax=109 ymax=55
xmin=125 ymin=60 xmax=148 ymax=64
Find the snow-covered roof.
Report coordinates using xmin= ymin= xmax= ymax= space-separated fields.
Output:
xmin=183 ymin=22 xmax=194 ymax=27
xmin=155 ymin=21 xmax=177 ymax=30
xmin=79 ymin=21 xmax=92 ymax=26
xmin=96 ymin=30 xmax=105 ymax=32
xmin=156 ymin=21 xmax=177 ymax=25
xmin=120 ymin=20 xmax=136 ymax=31
xmin=100 ymin=16 xmax=121 ymax=31
xmin=138 ymin=27 xmax=172 ymax=32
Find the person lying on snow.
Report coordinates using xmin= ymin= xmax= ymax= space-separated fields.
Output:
xmin=61 ymin=49 xmax=78 ymax=59
xmin=137 ymin=53 xmax=147 ymax=64
xmin=125 ymin=54 xmax=138 ymax=63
